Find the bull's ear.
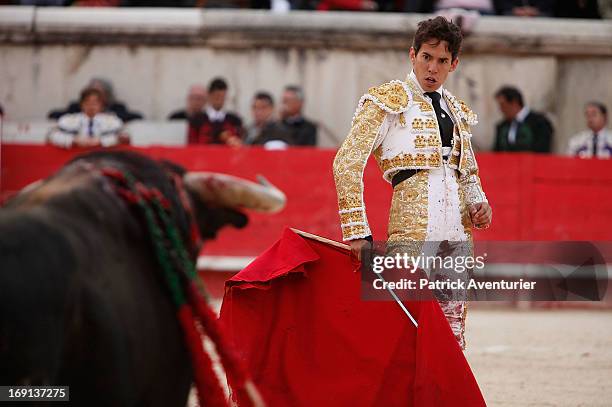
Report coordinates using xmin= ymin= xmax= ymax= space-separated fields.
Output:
xmin=183 ymin=172 xmax=286 ymax=213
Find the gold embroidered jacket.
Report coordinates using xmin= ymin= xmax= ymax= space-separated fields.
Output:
xmin=333 ymin=78 xmax=487 ymax=241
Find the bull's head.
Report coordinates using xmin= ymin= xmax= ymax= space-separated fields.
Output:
xmin=158 ymin=160 xmax=285 ymax=244
xmin=182 ymin=172 xmax=286 ymax=241
xmin=8 ymin=152 xmax=286 ymax=253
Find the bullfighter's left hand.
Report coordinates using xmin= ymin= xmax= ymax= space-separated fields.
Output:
xmin=469 ymin=202 xmax=492 ymax=229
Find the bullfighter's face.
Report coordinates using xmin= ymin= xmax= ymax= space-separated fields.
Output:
xmin=410 ymin=40 xmax=458 ymax=93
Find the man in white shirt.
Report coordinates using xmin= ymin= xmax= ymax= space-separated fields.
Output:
xmin=48 ymin=88 xmax=126 ymax=149
xmin=567 ymin=102 xmax=612 ymax=159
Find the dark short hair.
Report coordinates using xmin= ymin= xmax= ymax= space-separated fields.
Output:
xmin=284 ymin=85 xmax=304 ymax=101
xmin=495 ymin=86 xmax=524 ymax=107
xmin=79 ymin=87 xmax=104 ymax=104
xmin=208 ymin=77 xmax=228 ymax=93
xmin=413 ymin=16 xmax=463 ymax=62
xmin=586 ymin=101 xmax=608 ymax=117
xmin=254 ymin=91 xmax=274 ymax=106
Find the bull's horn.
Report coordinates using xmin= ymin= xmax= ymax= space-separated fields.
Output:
xmin=183 ymin=172 xmax=286 ymax=213
xmin=19 ymin=179 xmax=44 ymax=195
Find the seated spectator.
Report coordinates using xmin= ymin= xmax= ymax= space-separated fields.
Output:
xmin=48 ymin=78 xmax=143 ymax=123
xmin=493 ymin=86 xmax=553 ymax=153
xmin=168 ymin=84 xmax=207 ymax=121
xmin=188 ymin=77 xmax=243 ymax=147
xmin=495 ymin=0 xmax=554 ymax=17
xmin=555 ymin=0 xmax=601 ymax=18
xmin=245 ymin=91 xmax=293 ymax=148
xmin=567 ymin=102 xmax=611 ymax=159
xmin=48 ymin=88 xmax=128 ymax=149
xmin=278 ymin=85 xmax=318 ymax=146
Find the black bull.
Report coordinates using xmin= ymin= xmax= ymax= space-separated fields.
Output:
xmin=0 ymin=151 xmax=283 ymax=406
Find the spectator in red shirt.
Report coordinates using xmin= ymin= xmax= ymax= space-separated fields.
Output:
xmin=187 ymin=77 xmax=244 ymax=147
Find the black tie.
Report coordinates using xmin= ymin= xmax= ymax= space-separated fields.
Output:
xmin=592 ymin=132 xmax=599 ymax=157
xmin=88 ymin=118 xmax=94 ymax=137
xmin=425 ymin=92 xmax=453 ymax=147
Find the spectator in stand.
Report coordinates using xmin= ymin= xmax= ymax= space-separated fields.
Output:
xmin=48 ymin=87 xmax=128 ymax=149
xmin=493 ymin=86 xmax=553 ymax=153
xmin=555 ymin=0 xmax=601 ymax=18
xmin=567 ymin=102 xmax=611 ymax=159
xmin=187 ymin=77 xmax=243 ymax=147
xmin=495 ymin=0 xmax=554 ymax=16
xmin=168 ymin=84 xmax=208 ymax=121
xmin=245 ymin=91 xmax=293 ymax=148
xmin=278 ymin=85 xmax=317 ymax=146
xmin=48 ymin=78 xmax=143 ymax=123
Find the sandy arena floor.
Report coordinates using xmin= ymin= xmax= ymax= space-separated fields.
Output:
xmin=465 ymin=309 xmax=612 ymax=407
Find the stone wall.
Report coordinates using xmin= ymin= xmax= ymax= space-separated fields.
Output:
xmin=1 ymin=7 xmax=611 ymax=151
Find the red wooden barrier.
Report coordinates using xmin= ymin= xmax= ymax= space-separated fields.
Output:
xmin=2 ymin=144 xmax=612 ymax=258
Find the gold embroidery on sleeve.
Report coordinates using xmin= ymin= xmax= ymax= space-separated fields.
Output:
xmin=333 ymin=99 xmax=387 ymax=240
xmin=457 ymin=129 xmax=487 ymax=205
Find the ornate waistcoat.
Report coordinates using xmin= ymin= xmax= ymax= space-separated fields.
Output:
xmin=333 ymin=77 xmax=487 ymax=241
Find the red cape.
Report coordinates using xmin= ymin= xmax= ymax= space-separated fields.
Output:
xmin=219 ymin=228 xmax=486 ymax=406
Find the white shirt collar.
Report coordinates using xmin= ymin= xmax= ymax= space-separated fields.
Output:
xmin=206 ymin=105 xmax=226 ymax=121
xmin=516 ymin=106 xmax=530 ymax=122
xmin=408 ymin=70 xmax=445 ymax=97
xmin=593 ymin=128 xmax=607 ymax=137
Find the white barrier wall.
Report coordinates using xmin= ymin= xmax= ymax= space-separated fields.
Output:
xmin=0 ymin=7 xmax=611 ymax=151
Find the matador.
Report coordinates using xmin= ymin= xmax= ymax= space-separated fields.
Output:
xmin=332 ymin=17 xmax=493 ymax=349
